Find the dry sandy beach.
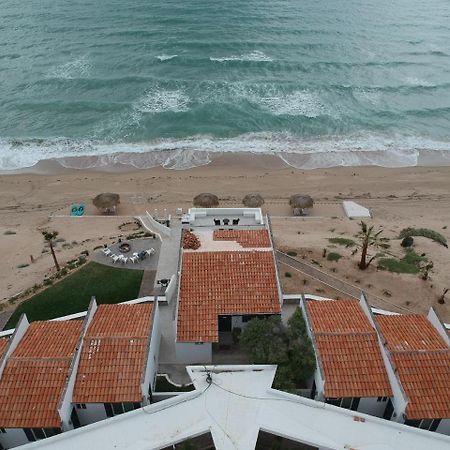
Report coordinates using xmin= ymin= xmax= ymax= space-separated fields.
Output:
xmin=1 ymin=153 xmax=449 ymax=323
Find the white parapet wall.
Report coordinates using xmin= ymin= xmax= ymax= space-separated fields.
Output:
xmin=136 ymin=212 xmax=171 ymax=238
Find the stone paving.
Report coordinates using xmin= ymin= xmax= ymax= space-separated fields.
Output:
xmin=92 ymin=238 xmax=161 ymax=271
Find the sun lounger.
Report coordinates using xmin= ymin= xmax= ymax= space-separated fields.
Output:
xmin=121 ymin=257 xmax=128 ymax=264
xmin=102 ymin=248 xmax=111 ymax=255
xmin=112 ymin=255 xmax=120 ymax=263
xmin=146 ymin=248 xmax=155 ymax=256
xmin=130 ymin=256 xmax=138 ymax=263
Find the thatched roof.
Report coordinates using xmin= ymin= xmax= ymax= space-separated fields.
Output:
xmin=193 ymin=193 xmax=219 ymax=208
xmin=93 ymin=193 xmax=120 ymax=210
xmin=242 ymin=193 xmax=264 ymax=208
xmin=289 ymin=194 xmax=314 ymax=209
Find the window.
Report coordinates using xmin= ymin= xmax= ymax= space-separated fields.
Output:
xmin=23 ymin=428 xmax=60 ymax=442
xmin=326 ymin=397 xmax=358 ymax=410
xmin=76 ymin=403 xmax=87 ymax=409
xmin=105 ymin=403 xmax=142 ymax=417
xmin=341 ymin=398 xmax=352 ymax=409
xmin=377 ymin=396 xmax=388 ymax=402
xmin=326 ymin=398 xmax=342 ymax=407
xmin=406 ymin=419 xmax=442 ymax=432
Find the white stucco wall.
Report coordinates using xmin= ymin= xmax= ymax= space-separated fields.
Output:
xmin=0 ymin=428 xmax=29 ymax=448
xmin=437 ymin=419 xmax=450 ymax=436
xmin=357 ymin=397 xmax=390 ymax=417
xmin=175 ymin=342 xmax=212 ymax=364
xmin=142 ymin=301 xmax=161 ymax=404
xmin=75 ymin=403 xmax=108 ymax=426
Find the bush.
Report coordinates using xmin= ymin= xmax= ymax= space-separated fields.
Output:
xmin=401 ymin=236 xmax=414 ymax=247
xmin=4 ymin=230 xmax=16 ymax=235
xmin=286 ymin=250 xmax=298 ymax=257
xmin=399 ymin=227 xmax=447 ymax=247
xmin=378 ymin=250 xmax=426 ymax=274
xmin=240 ymin=310 xmax=315 ymax=389
xmin=328 ymin=237 xmax=355 ymax=247
xmin=327 ymin=252 xmax=342 ymax=262
xmin=17 ymin=263 xmax=29 ymax=269
xmin=285 ymin=272 xmax=292 ymax=278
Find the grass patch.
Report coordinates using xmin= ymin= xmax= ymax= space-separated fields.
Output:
xmin=327 ymin=252 xmax=342 ymax=262
xmin=399 ymin=227 xmax=447 ymax=247
xmin=328 ymin=237 xmax=355 ymax=247
xmin=5 ymin=262 xmax=144 ymax=329
xmin=377 ymin=250 xmax=426 ymax=274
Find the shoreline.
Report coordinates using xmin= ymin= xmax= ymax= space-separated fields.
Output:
xmin=2 ymin=147 xmax=450 ymax=176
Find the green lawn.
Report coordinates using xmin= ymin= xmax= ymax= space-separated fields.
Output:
xmin=5 ymin=262 xmax=144 ymax=329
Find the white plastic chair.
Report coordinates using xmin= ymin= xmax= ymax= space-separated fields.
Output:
xmin=112 ymin=255 xmax=120 ymax=263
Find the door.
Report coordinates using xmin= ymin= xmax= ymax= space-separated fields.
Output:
xmin=383 ymin=399 xmax=394 ymax=420
xmin=218 ymin=315 xmax=232 ymax=332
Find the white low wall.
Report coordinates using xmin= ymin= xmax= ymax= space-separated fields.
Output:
xmin=187 ymin=207 xmax=264 ymax=224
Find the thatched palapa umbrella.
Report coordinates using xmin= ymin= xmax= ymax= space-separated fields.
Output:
xmin=93 ymin=193 xmax=120 ymax=214
xmin=289 ymin=194 xmax=314 ymax=216
xmin=242 ymin=193 xmax=265 ymax=208
xmin=193 ymin=193 xmax=219 ymax=208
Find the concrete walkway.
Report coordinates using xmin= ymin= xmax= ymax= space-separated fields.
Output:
xmin=138 ymin=270 xmax=156 ymax=297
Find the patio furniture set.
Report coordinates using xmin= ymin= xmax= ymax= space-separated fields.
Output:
xmin=213 ymin=218 xmax=240 ymax=226
xmin=102 ymin=247 xmax=155 ymax=264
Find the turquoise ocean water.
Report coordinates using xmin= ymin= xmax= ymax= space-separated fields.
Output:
xmin=1 ymin=0 xmax=450 ymax=170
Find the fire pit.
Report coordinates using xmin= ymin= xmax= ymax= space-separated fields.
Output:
xmin=119 ymin=242 xmax=131 ymax=253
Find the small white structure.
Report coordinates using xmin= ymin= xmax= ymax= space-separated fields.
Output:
xmin=342 ymin=200 xmax=371 ymax=218
xmin=17 ymin=365 xmax=450 ymax=450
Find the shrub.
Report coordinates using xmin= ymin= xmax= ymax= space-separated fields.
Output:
xmin=285 ymin=272 xmax=292 ymax=278
xmin=399 ymin=227 xmax=447 ymax=247
xmin=401 ymin=236 xmax=414 ymax=247
xmin=328 ymin=237 xmax=355 ymax=247
xmin=43 ymin=278 xmax=53 ymax=286
xmin=327 ymin=252 xmax=342 ymax=262
xmin=17 ymin=263 xmax=29 ymax=269
xmin=286 ymin=250 xmax=297 ymax=257
xmin=4 ymin=230 xmax=16 ymax=235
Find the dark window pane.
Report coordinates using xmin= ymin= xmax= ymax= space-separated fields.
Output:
xmin=24 ymin=429 xmax=36 ymax=442
xmin=104 ymin=403 xmax=114 ymax=418
xmin=420 ymin=419 xmax=433 ymax=430
xmin=112 ymin=403 xmax=124 ymax=415
xmin=123 ymin=403 xmax=134 ymax=412
xmin=405 ymin=419 xmax=421 ymax=428
xmin=133 ymin=402 xmax=141 ymax=410
xmin=341 ymin=398 xmax=352 ymax=409
xmin=326 ymin=398 xmax=341 ymax=407
xmin=33 ymin=428 xmax=45 ymax=440
xmin=350 ymin=398 xmax=360 ymax=411
xmin=430 ymin=419 xmax=441 ymax=432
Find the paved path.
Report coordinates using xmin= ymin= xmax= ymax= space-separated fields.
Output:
xmin=138 ymin=270 xmax=156 ymax=297
xmin=0 ymin=310 xmax=13 ymax=331
xmin=276 ymin=250 xmax=412 ymax=314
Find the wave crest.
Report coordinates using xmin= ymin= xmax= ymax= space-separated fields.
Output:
xmin=210 ymin=50 xmax=273 ymax=62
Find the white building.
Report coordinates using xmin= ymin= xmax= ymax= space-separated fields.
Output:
xmin=0 ymin=299 xmax=161 ymax=448
xmin=374 ymin=309 xmax=450 ymax=434
xmin=71 ymin=301 xmax=160 ymax=426
xmin=301 ymin=297 xmax=393 ymax=417
xmin=0 ymin=316 xmax=85 ymax=448
xmin=175 ymin=208 xmax=283 ymax=363
xmin=15 ymin=365 xmax=450 ymax=450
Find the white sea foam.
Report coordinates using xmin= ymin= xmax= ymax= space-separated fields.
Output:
xmin=404 ymin=77 xmax=436 ymax=88
xmin=2 ymin=133 xmax=450 ymax=172
xmin=156 ymin=54 xmax=178 ymax=61
xmin=259 ymin=90 xmax=327 ymax=117
xmin=135 ymin=88 xmax=190 ymax=113
xmin=49 ymin=56 xmax=91 ymax=79
xmin=210 ymin=50 xmax=273 ymax=62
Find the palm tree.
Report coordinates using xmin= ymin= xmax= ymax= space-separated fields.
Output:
xmin=42 ymin=230 xmax=60 ymax=271
xmin=357 ymin=221 xmax=383 ymax=270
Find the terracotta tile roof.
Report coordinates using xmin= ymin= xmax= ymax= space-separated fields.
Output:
xmin=306 ymin=300 xmax=392 ymax=398
xmin=73 ymin=304 xmax=153 ymax=404
xmin=177 ymin=251 xmax=281 ymax=342
xmin=0 ymin=321 xmax=83 ymax=428
xmin=213 ymin=230 xmax=271 ymax=248
xmin=0 ymin=338 xmax=8 ymax=359
xmin=307 ymin=299 xmax=374 ymax=334
xmin=376 ymin=314 xmax=447 ymax=352
xmin=376 ymin=314 xmax=450 ymax=419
